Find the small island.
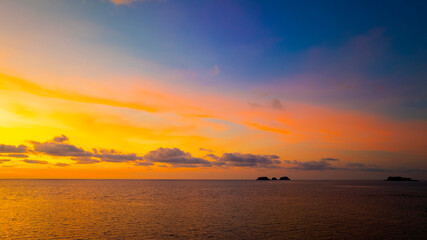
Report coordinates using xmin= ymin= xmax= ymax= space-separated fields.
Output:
xmin=386 ymin=176 xmax=417 ymax=181
xmin=256 ymin=176 xmax=291 ymax=181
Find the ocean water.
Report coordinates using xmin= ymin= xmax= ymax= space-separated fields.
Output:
xmin=0 ymin=180 xmax=426 ymax=239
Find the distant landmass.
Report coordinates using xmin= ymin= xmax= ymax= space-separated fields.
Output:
xmin=386 ymin=176 xmax=417 ymax=181
xmin=256 ymin=176 xmax=291 ymax=181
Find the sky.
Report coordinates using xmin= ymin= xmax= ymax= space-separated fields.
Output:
xmin=0 ymin=0 xmax=426 ymax=179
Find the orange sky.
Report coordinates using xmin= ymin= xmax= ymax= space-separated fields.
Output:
xmin=0 ymin=0 xmax=426 ymax=179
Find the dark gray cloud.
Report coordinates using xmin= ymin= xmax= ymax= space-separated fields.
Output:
xmin=388 ymin=167 xmax=427 ymax=173
xmin=23 ymin=159 xmax=48 ymax=164
xmin=346 ymin=162 xmax=366 ymax=168
xmin=2 ymin=154 xmax=29 ymax=158
xmin=0 ymin=144 xmax=27 ymax=153
xmin=71 ymin=157 xmax=100 ymax=164
xmin=32 ymin=141 xmax=92 ymax=157
xmin=205 ymin=153 xmax=219 ymax=160
xmin=30 ymin=135 xmax=144 ymax=164
xmin=215 ymin=153 xmax=282 ymax=168
xmin=285 ymin=158 xmax=390 ymax=172
xmin=285 ymin=159 xmax=338 ymax=171
xmin=271 ymin=98 xmax=285 ymax=110
xmin=0 ymin=159 xmax=11 ymax=163
xmin=53 ymin=135 xmax=69 ymax=143
xmin=321 ymin=157 xmax=339 ymax=161
xmin=134 ymin=161 xmax=154 ymax=166
xmin=93 ymin=149 xmax=143 ymax=163
xmin=55 ymin=163 xmax=70 ymax=167
xmin=345 ymin=162 xmax=387 ymax=172
xmin=144 ymin=148 xmax=212 ymax=167
xmin=199 ymin=148 xmax=214 ymax=153
xmin=1 ymin=136 xmax=287 ymax=169
xmin=285 ymin=158 xmax=427 ymax=173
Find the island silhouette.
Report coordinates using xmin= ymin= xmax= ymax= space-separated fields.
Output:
xmin=256 ymin=176 xmax=291 ymax=181
xmin=386 ymin=176 xmax=417 ymax=181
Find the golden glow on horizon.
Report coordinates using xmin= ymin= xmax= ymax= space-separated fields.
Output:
xmin=0 ymin=72 xmax=426 ymax=179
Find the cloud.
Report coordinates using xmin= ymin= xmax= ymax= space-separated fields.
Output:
xmin=30 ymin=135 xmax=143 ymax=164
xmin=345 ymin=162 xmax=387 ymax=172
xmin=144 ymin=148 xmax=212 ymax=167
xmin=321 ymin=157 xmax=340 ymax=161
xmin=110 ymin=0 xmax=148 ymax=5
xmin=23 ymin=159 xmax=48 ymax=164
xmin=93 ymin=149 xmax=143 ymax=163
xmin=0 ymin=144 xmax=27 ymax=153
xmin=271 ymin=98 xmax=285 ymax=110
xmin=215 ymin=153 xmax=282 ymax=168
xmin=31 ymin=136 xmax=92 ymax=157
xmin=285 ymin=159 xmax=338 ymax=171
xmin=1 ymin=154 xmax=28 ymax=158
xmin=55 ymin=163 xmax=70 ymax=167
xmin=110 ymin=0 xmax=135 ymax=5
xmin=71 ymin=157 xmax=100 ymax=164
xmin=134 ymin=161 xmax=154 ymax=166
xmin=214 ymin=65 xmax=220 ymax=75
xmin=53 ymin=135 xmax=69 ymax=143
xmin=199 ymin=148 xmax=214 ymax=153
xmin=4 ymin=135 xmax=423 ymax=173
xmin=0 ymin=73 xmax=158 ymax=114
xmin=285 ymin=158 xmax=389 ymax=172
xmin=205 ymin=153 xmax=219 ymax=160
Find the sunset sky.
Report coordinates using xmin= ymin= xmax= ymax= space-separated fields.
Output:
xmin=0 ymin=0 xmax=426 ymax=179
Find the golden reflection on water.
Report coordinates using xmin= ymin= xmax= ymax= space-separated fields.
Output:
xmin=0 ymin=180 xmax=426 ymax=239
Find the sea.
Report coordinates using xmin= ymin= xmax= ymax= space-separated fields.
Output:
xmin=0 ymin=180 xmax=426 ymax=239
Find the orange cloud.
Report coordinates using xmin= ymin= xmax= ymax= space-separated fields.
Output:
xmin=110 ymin=0 xmax=136 ymax=5
xmin=0 ymin=73 xmax=158 ymax=113
xmin=110 ymin=0 xmax=145 ymax=5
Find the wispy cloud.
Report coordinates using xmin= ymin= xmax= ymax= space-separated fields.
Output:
xmin=53 ymin=135 xmax=69 ymax=143
xmin=0 ymin=73 xmax=158 ymax=113
xmin=285 ymin=159 xmax=338 ymax=171
xmin=55 ymin=163 xmax=70 ymax=167
xmin=199 ymin=148 xmax=214 ymax=153
xmin=110 ymin=0 xmax=139 ymax=5
xmin=134 ymin=161 xmax=154 ymax=166
xmin=0 ymin=154 xmax=28 ymax=158
xmin=71 ymin=157 xmax=100 ymax=165
xmin=271 ymin=98 xmax=285 ymax=110
xmin=285 ymin=158 xmax=426 ymax=173
xmin=214 ymin=65 xmax=220 ymax=75
xmin=23 ymin=159 xmax=48 ymax=164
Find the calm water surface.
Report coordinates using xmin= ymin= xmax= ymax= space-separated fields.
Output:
xmin=0 ymin=180 xmax=426 ymax=239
